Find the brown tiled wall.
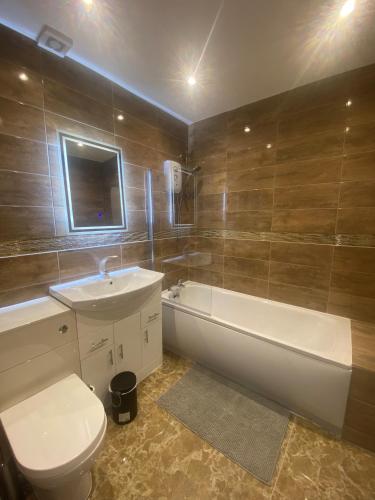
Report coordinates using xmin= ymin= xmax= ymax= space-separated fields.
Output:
xmin=188 ymin=64 xmax=375 ymax=324
xmin=0 ymin=25 xmax=187 ymax=306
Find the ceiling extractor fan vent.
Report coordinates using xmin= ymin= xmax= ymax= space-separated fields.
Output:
xmin=37 ymin=25 xmax=73 ymax=58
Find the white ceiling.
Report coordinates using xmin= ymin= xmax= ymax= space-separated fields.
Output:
xmin=1 ymin=0 xmax=375 ymax=124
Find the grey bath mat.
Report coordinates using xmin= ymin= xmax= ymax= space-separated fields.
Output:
xmin=157 ymin=365 xmax=289 ymax=484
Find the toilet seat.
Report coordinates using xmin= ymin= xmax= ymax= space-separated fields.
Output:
xmin=0 ymin=374 xmax=106 ymax=483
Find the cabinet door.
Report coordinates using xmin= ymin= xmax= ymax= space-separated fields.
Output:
xmin=81 ymin=346 xmax=115 ymax=406
xmin=114 ymin=313 xmax=142 ymax=376
xmin=142 ymin=320 xmax=162 ymax=369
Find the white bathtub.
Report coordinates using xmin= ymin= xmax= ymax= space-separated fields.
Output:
xmin=162 ymin=281 xmax=352 ymax=433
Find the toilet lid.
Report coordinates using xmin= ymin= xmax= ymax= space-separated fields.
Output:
xmin=0 ymin=374 xmax=106 ymax=479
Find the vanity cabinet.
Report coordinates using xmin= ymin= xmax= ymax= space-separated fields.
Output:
xmin=78 ymin=287 xmax=163 ymax=405
xmin=114 ymin=313 xmax=143 ymax=375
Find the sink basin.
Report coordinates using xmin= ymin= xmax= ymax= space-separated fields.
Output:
xmin=50 ymin=267 xmax=164 ymax=312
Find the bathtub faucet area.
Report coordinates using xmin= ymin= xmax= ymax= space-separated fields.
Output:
xmin=168 ymin=279 xmax=186 ymax=299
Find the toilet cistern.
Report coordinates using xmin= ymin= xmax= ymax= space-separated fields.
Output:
xmin=98 ymin=255 xmax=118 ymax=279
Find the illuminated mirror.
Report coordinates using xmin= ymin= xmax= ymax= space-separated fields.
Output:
xmin=60 ymin=134 xmax=126 ymax=232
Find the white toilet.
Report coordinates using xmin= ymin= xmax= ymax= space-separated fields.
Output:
xmin=0 ymin=374 xmax=107 ymax=500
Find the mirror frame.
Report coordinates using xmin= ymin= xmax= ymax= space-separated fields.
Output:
xmin=171 ymin=168 xmax=197 ymax=227
xmin=59 ymin=133 xmax=127 ymax=233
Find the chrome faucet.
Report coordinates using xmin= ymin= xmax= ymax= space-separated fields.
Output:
xmin=168 ymin=279 xmax=185 ymax=298
xmin=98 ymin=255 xmax=118 ymax=279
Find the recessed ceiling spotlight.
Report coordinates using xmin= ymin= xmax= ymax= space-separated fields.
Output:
xmin=244 ymin=126 xmax=251 ymax=133
xmin=346 ymin=99 xmax=352 ymax=107
xmin=82 ymin=0 xmax=93 ymax=10
xmin=18 ymin=72 xmax=29 ymax=81
xmin=340 ymin=0 xmax=355 ymax=18
xmin=77 ymin=142 xmax=84 ymax=147
xmin=117 ymin=114 xmax=124 ymax=121
xmin=266 ymin=143 xmax=272 ymax=149
xmin=187 ymin=75 xmax=196 ymax=86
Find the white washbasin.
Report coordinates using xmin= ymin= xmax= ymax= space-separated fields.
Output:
xmin=50 ymin=267 xmax=164 ymax=312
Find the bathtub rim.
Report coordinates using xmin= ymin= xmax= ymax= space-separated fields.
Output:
xmin=162 ymin=282 xmax=352 ymax=371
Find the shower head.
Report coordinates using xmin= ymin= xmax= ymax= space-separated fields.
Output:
xmin=190 ymin=165 xmax=201 ymax=173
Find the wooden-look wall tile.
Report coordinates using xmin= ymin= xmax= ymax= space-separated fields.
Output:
xmin=275 ymin=158 xmax=341 ymax=187
xmin=227 ymin=166 xmax=275 ymax=191
xmin=0 ymin=206 xmax=55 ymax=241
xmin=0 ymin=171 xmax=52 ymax=206
xmin=0 ymin=134 xmax=48 ymax=175
xmin=226 ymin=146 xmax=276 ymax=170
xmin=193 ymin=154 xmax=226 ymax=175
xmin=116 ymin=136 xmax=164 ymax=170
xmin=0 ymin=25 xmax=41 ymax=72
xmin=339 ymin=181 xmax=375 ymax=207
xmin=126 ymin=210 xmax=148 ymax=231
xmin=198 ymin=193 xmax=225 ymax=211
xmin=272 ymin=209 xmax=337 ymax=233
xmin=344 ymin=398 xmax=375 ymax=436
xmin=198 ymin=211 xmax=225 ymax=229
xmin=226 ymin=210 xmax=272 ymax=232
xmin=113 ymin=83 xmax=187 ymax=141
xmin=342 ymin=151 xmax=375 ymax=181
xmin=45 ymin=112 xmax=114 ymax=147
xmin=226 ymin=94 xmax=282 ymax=129
xmin=270 ymin=242 xmax=333 ymax=268
xmin=44 ymin=79 xmax=114 ymax=133
xmin=270 ymin=261 xmax=330 ymax=291
xmin=224 ymin=239 xmax=270 ymax=260
xmin=124 ymin=164 xmax=146 ymax=189
xmin=269 ymin=282 xmax=328 ymax=312
xmin=279 ymin=72 xmax=349 ymax=115
xmin=196 ymin=237 xmax=225 ymax=255
xmin=41 ymin=52 xmax=112 ymax=106
xmin=0 ymin=281 xmax=56 ymax=308
xmin=226 ymin=122 xmax=277 ymax=155
xmin=345 ymin=93 xmax=375 ymax=127
xmin=189 ymin=253 xmax=223 ymax=273
xmin=0 ymin=97 xmax=45 ymax=142
xmin=58 ymin=246 xmax=121 ymax=279
xmin=224 ymin=256 xmax=269 ymax=280
xmin=227 ymin=189 xmax=273 ymax=211
xmin=223 ymin=274 xmax=268 ymax=298
xmin=351 ymin=321 xmax=375 ymax=373
xmin=337 ymin=208 xmax=375 ymax=234
xmin=276 ymin=131 xmax=344 ymax=163
xmin=122 ymin=241 xmax=152 ymax=264
xmin=197 ymin=172 xmax=226 ymax=195
xmin=349 ymin=363 xmax=375 ymax=404
xmin=328 ymin=291 xmax=375 ymax=323
xmin=153 ymin=238 xmax=179 ymax=258
xmin=345 ymin=122 xmax=375 ymax=154
xmin=125 ymin=187 xmax=146 ymax=211
xmin=189 ymin=268 xmax=223 ymax=287
xmin=342 ymin=424 xmax=375 ymax=453
xmin=278 ymin=104 xmax=345 ymax=142
xmin=114 ymin=110 xmax=158 ymax=147
xmin=0 ymin=59 xmax=43 ymax=107
xmin=152 ymin=191 xmax=169 ymax=212
xmin=331 ymin=269 xmax=375 ymax=299
xmin=152 ymin=211 xmax=172 ymax=232
xmin=274 ymin=183 xmax=339 ymax=209
xmin=333 ymin=246 xmax=375 ymax=274
xmin=0 ymin=253 xmax=59 ymax=292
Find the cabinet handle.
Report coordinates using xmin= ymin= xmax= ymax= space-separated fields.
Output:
xmin=89 ymin=337 xmax=109 ymax=352
xmin=148 ymin=312 xmax=160 ymax=321
xmin=119 ymin=343 xmax=124 ymax=359
xmin=59 ymin=324 xmax=69 ymax=334
xmin=109 ymin=349 xmax=114 ymax=365
xmin=144 ymin=329 xmax=149 ymax=344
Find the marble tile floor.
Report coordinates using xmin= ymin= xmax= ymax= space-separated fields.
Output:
xmin=91 ymin=351 xmax=375 ymax=500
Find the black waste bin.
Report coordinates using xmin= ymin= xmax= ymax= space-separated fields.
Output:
xmin=109 ymin=371 xmax=137 ymax=425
